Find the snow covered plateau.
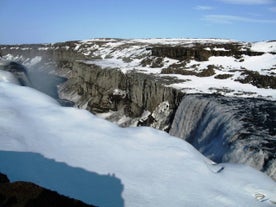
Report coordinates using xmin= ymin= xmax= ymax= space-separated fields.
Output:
xmin=1 ymin=38 xmax=275 ymax=100
xmin=0 ymin=38 xmax=275 ymax=206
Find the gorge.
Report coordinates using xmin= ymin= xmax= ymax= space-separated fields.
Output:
xmin=0 ymin=38 xmax=275 ymax=181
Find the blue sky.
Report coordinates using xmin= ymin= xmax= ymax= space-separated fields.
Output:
xmin=0 ymin=0 xmax=275 ymax=44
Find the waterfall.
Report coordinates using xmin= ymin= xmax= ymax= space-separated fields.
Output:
xmin=169 ymin=95 xmax=242 ymax=163
xmin=169 ymin=94 xmax=276 ymax=180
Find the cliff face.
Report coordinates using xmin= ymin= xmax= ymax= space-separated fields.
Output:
xmin=150 ymin=44 xmax=264 ymax=61
xmin=58 ymin=61 xmax=183 ymax=130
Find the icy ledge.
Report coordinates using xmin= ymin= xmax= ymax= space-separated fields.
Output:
xmin=0 ymin=72 xmax=275 ymax=207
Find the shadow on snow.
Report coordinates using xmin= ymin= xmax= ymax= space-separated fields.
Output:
xmin=0 ymin=150 xmax=124 ymax=207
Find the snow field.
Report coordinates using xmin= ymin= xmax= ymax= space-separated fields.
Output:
xmin=0 ymin=71 xmax=275 ymax=207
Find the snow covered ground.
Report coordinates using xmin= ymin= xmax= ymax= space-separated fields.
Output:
xmin=1 ymin=38 xmax=275 ymax=100
xmin=77 ymin=39 xmax=276 ymax=100
xmin=0 ymin=71 xmax=275 ymax=207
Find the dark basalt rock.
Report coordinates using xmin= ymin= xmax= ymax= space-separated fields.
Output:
xmin=214 ymin=74 xmax=233 ymax=79
xmin=0 ymin=173 xmax=96 ymax=207
xmin=161 ymin=66 xmax=215 ymax=77
xmin=150 ymin=44 xmax=264 ymax=61
xmin=59 ymin=61 xmax=183 ymax=121
xmin=151 ymin=46 xmax=212 ymax=61
xmin=236 ymin=70 xmax=276 ymax=89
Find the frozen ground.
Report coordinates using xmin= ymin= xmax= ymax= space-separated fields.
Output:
xmin=81 ymin=39 xmax=276 ymax=100
xmin=1 ymin=38 xmax=275 ymax=100
xmin=0 ymin=71 xmax=275 ymax=207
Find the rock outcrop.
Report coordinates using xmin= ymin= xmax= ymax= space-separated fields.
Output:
xmin=0 ymin=173 xmax=96 ymax=207
xmin=150 ymin=43 xmax=264 ymax=61
xmin=58 ymin=61 xmax=183 ymax=129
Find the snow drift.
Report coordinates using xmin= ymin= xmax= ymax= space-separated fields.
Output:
xmin=0 ymin=71 xmax=275 ymax=207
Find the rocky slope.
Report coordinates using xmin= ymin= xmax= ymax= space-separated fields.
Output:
xmin=0 ymin=38 xmax=275 ymax=179
xmin=0 ymin=173 xmax=96 ymax=207
xmin=58 ymin=61 xmax=183 ymax=130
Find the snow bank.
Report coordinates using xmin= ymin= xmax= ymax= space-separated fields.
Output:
xmin=251 ymin=41 xmax=276 ymax=53
xmin=0 ymin=76 xmax=275 ymax=206
xmin=0 ymin=70 xmax=20 ymax=85
xmin=165 ymin=74 xmax=276 ymax=99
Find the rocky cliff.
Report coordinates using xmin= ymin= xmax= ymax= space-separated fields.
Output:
xmin=58 ymin=61 xmax=183 ymax=130
xmin=150 ymin=42 xmax=264 ymax=61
